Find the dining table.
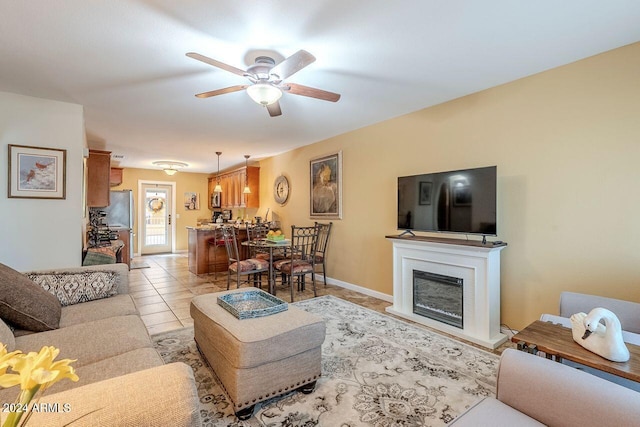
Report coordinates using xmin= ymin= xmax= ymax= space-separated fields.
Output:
xmin=241 ymin=238 xmax=290 ymax=295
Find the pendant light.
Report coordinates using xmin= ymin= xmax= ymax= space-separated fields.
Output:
xmin=214 ymin=152 xmax=222 ymax=193
xmin=243 ymin=155 xmax=251 ymax=194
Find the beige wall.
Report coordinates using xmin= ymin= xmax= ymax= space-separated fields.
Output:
xmin=259 ymin=42 xmax=640 ymax=329
xmin=0 ymin=92 xmax=85 ymax=270
xmin=113 ymin=168 xmax=212 ymax=254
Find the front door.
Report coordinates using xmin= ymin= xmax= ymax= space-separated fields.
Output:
xmin=140 ymin=182 xmax=174 ymax=254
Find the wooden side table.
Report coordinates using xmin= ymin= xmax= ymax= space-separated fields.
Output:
xmin=512 ymin=320 xmax=640 ymax=383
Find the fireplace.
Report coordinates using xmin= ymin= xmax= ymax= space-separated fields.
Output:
xmin=386 ymin=236 xmax=507 ymax=349
xmin=413 ymin=270 xmax=463 ymax=329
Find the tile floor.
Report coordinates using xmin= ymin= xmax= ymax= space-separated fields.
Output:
xmin=130 ymin=253 xmax=510 ymax=354
xmin=129 ymin=253 xmax=390 ymax=335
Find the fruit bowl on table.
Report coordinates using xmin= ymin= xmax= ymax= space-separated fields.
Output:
xmin=266 ymin=234 xmax=285 ymax=242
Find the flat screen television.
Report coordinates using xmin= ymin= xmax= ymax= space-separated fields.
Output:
xmin=397 ymin=166 xmax=497 ymax=236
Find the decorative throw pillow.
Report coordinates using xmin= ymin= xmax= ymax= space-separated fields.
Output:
xmin=0 ymin=263 xmax=61 ymax=332
xmin=26 ymin=271 xmax=118 ymax=307
xmin=82 ymin=246 xmax=117 ymax=266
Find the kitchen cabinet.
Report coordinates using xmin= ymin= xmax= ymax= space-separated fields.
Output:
xmin=208 ymin=166 xmax=260 ymax=209
xmin=87 ymin=149 xmax=111 ymax=207
xmin=113 ymin=228 xmax=131 ymax=269
xmin=110 ymin=167 xmax=123 ymax=187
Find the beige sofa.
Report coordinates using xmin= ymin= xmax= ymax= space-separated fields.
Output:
xmin=450 ymin=348 xmax=640 ymax=426
xmin=0 ymin=263 xmax=200 ymax=426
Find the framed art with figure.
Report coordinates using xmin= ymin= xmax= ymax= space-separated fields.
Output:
xmin=310 ymin=151 xmax=342 ymax=219
xmin=8 ymin=144 xmax=66 ymax=199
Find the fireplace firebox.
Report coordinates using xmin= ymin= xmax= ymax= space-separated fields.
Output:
xmin=413 ymin=270 xmax=463 ymax=328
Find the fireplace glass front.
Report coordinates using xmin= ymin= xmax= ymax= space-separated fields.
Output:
xmin=413 ymin=270 xmax=463 ymax=329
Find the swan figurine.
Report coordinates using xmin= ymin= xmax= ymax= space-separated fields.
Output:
xmin=570 ymin=307 xmax=630 ymax=362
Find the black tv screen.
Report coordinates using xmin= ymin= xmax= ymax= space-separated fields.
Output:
xmin=397 ymin=166 xmax=497 ymax=235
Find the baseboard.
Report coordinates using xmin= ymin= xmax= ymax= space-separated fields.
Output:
xmin=319 ymin=274 xmax=393 ymax=303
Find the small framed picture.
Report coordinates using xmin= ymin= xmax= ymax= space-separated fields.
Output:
xmin=184 ymin=192 xmax=200 ymax=210
xmin=419 ymin=182 xmax=432 ymax=205
xmin=211 ymin=192 xmax=221 ymax=209
xmin=8 ymin=144 xmax=66 ymax=199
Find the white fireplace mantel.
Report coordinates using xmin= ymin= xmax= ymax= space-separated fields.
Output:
xmin=385 ymin=236 xmax=507 ymax=349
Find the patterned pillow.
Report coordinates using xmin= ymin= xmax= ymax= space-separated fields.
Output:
xmin=0 ymin=263 xmax=61 ymax=331
xmin=26 ymin=271 xmax=118 ymax=306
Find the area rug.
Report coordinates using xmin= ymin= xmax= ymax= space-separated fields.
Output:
xmin=152 ymin=295 xmax=498 ymax=426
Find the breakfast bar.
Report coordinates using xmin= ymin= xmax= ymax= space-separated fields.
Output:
xmin=187 ymin=226 xmax=249 ymax=275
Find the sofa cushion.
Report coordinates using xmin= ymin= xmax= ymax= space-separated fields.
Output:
xmin=15 ymin=314 xmax=152 ymax=368
xmin=449 ymin=397 xmax=545 ymax=426
xmin=26 ymin=270 xmax=118 ymax=306
xmin=59 ymin=294 xmax=138 ymax=328
xmin=41 ymin=347 xmax=164 ymax=395
xmin=0 ymin=262 xmax=61 ymax=332
xmin=0 ymin=318 xmax=15 ymax=351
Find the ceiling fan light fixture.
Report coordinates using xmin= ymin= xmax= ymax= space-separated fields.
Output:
xmin=246 ymin=83 xmax=282 ymax=106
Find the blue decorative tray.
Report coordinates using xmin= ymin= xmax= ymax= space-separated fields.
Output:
xmin=217 ymin=289 xmax=288 ymax=319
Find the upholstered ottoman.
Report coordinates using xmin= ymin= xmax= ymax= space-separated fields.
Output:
xmin=190 ymin=288 xmax=326 ymax=420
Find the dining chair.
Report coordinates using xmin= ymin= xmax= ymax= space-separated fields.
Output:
xmin=273 ymin=224 xmax=320 ymax=302
xmin=313 ymin=222 xmax=333 ymax=287
xmin=246 ymin=223 xmax=270 ymax=259
xmin=221 ymin=226 xmax=269 ymax=290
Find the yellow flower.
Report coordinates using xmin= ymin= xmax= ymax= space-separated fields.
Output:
xmin=0 ymin=344 xmax=22 ymax=388
xmin=12 ymin=346 xmax=78 ymax=391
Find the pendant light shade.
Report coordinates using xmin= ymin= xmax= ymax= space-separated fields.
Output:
xmin=243 ymin=155 xmax=251 ymax=194
xmin=214 ymin=152 xmax=222 ymax=193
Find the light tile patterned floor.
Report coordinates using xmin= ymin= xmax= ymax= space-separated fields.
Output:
xmin=129 ymin=253 xmax=389 ymax=335
xmin=130 ymin=253 xmax=510 ymax=354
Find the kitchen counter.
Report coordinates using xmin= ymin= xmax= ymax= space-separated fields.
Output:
xmin=187 ymin=226 xmax=249 ymax=275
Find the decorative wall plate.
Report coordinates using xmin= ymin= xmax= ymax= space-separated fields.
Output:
xmin=273 ymin=175 xmax=290 ymax=205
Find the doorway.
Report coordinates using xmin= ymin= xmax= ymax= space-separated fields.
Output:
xmin=139 ymin=181 xmax=175 ymax=254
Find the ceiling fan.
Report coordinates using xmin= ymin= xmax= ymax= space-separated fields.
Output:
xmin=186 ymin=50 xmax=340 ymax=117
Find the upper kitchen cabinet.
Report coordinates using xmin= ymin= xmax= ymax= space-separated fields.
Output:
xmin=208 ymin=166 xmax=259 ymax=209
xmin=87 ymin=149 xmax=111 ymax=207
xmin=110 ymin=167 xmax=123 ymax=187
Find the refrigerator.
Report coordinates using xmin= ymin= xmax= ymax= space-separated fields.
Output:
xmin=103 ymin=190 xmax=134 ymax=262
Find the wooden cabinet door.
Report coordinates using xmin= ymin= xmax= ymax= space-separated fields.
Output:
xmin=115 ymin=229 xmax=131 ymax=268
xmin=87 ymin=149 xmax=111 ymax=207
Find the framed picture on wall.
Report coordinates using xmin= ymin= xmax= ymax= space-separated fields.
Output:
xmin=184 ymin=192 xmax=200 ymax=210
xmin=310 ymin=151 xmax=342 ymax=219
xmin=211 ymin=191 xmax=221 ymax=208
xmin=8 ymin=144 xmax=66 ymax=199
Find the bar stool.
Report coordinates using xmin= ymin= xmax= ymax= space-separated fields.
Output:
xmin=207 ymin=228 xmax=227 ymax=279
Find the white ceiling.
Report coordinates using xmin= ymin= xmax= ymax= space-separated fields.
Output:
xmin=1 ymin=1 xmax=639 ymax=173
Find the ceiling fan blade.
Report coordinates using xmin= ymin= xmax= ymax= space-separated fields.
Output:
xmin=267 ymin=101 xmax=282 ymax=117
xmin=186 ymin=52 xmax=247 ymax=77
xmin=269 ymin=50 xmax=316 ymax=80
xmin=195 ymin=85 xmax=248 ymax=98
xmin=284 ymin=83 xmax=341 ymax=102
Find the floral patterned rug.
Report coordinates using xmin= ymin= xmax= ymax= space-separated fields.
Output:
xmin=152 ymin=295 xmax=498 ymax=426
